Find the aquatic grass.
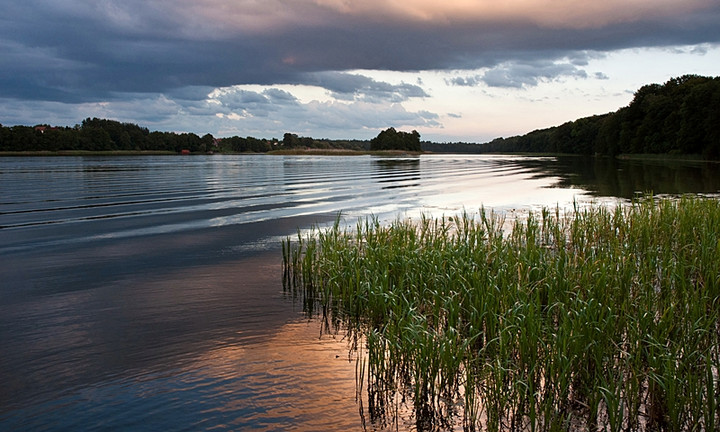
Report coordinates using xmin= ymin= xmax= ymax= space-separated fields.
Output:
xmin=283 ymin=196 xmax=720 ymax=431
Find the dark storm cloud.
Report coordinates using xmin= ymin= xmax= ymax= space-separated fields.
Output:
xmin=1 ymin=0 xmax=719 ymax=105
xmin=0 ymin=1 xmax=289 ymax=101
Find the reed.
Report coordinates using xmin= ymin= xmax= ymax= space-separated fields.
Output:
xmin=283 ymin=196 xmax=720 ymax=431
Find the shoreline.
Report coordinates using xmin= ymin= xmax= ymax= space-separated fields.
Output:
xmin=266 ymin=148 xmax=424 ymax=156
xmin=1 ymin=150 xmax=717 ymax=163
xmin=0 ymin=149 xmax=425 ymax=157
xmin=0 ymin=150 xmax=177 ymax=157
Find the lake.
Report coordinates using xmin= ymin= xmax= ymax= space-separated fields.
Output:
xmin=1 ymin=154 xmax=719 ymax=431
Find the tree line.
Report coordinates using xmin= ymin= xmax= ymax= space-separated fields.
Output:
xmin=0 ymin=118 xmax=376 ymax=154
xmin=0 ymin=118 xmax=217 ymax=153
xmin=281 ymin=133 xmax=369 ymax=151
xmin=478 ymin=75 xmax=720 ymax=159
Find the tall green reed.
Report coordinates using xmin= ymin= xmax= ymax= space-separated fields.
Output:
xmin=283 ymin=196 xmax=720 ymax=431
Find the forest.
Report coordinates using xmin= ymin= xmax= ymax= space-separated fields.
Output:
xmin=0 ymin=118 xmax=370 ymax=154
xmin=1 ymin=75 xmax=718 ymax=158
xmin=472 ymin=74 xmax=720 ymax=159
xmin=0 ymin=118 xmax=217 ymax=153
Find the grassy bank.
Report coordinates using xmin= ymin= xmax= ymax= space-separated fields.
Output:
xmin=284 ymin=197 xmax=720 ymax=431
xmin=268 ymin=148 xmax=423 ymax=156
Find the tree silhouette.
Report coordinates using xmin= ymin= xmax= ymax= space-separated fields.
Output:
xmin=371 ymin=127 xmax=421 ymax=151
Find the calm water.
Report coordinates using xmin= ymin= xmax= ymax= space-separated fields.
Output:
xmin=1 ymin=154 xmax=719 ymax=431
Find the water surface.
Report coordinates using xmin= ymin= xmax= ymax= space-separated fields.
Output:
xmin=2 ymin=154 xmax=719 ymax=431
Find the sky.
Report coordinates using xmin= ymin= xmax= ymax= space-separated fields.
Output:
xmin=1 ymin=1 xmax=719 ymax=143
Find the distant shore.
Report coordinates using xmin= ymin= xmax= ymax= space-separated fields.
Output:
xmin=0 ymin=150 xmax=177 ymax=157
xmin=267 ymin=148 xmax=424 ymax=156
xmin=0 ymin=149 xmax=424 ymax=157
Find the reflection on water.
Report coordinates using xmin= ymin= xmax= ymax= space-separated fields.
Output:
xmin=183 ymin=320 xmax=363 ymax=431
xmin=1 ymin=154 xmax=719 ymax=431
xmin=515 ymin=156 xmax=720 ymax=198
xmin=373 ymin=158 xmax=421 ymax=189
xmin=7 ymin=317 xmax=364 ymax=431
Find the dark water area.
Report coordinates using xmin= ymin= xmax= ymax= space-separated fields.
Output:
xmin=1 ymin=154 xmax=719 ymax=431
xmin=519 ymin=156 xmax=720 ymax=199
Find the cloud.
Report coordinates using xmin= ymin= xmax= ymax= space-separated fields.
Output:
xmin=481 ymin=61 xmax=590 ymax=88
xmin=203 ymin=84 xmax=438 ymax=136
xmin=446 ymin=75 xmax=483 ymax=87
xmin=302 ymin=72 xmax=428 ymax=102
xmin=3 ymin=0 xmax=718 ymax=103
xmin=211 ymin=88 xmax=299 ymax=109
xmin=1 ymin=0 xmax=719 ymax=140
xmin=446 ymin=57 xmax=599 ymax=89
xmin=194 ymin=0 xmax=718 ymax=31
xmin=297 ymin=100 xmax=439 ymax=132
xmin=667 ymin=43 xmax=716 ymax=56
xmin=0 ymin=94 xmax=186 ymax=129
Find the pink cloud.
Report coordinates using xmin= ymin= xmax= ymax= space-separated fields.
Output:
xmin=174 ymin=0 xmax=717 ymax=36
xmin=324 ymin=0 xmax=714 ymax=26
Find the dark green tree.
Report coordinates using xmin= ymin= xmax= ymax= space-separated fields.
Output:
xmin=283 ymin=133 xmax=300 ymax=147
xmin=370 ymin=127 xmax=421 ymax=151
